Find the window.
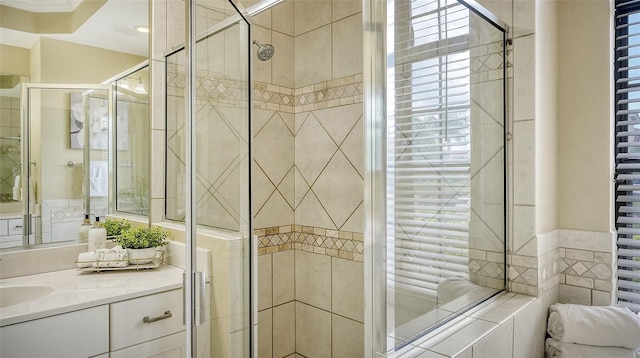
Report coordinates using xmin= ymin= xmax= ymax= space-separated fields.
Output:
xmin=615 ymin=0 xmax=640 ymax=312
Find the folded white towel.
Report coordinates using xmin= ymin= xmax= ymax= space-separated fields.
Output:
xmin=94 ymin=246 xmax=128 ymax=268
xmin=548 ymin=303 xmax=640 ymax=350
xmin=12 ymin=175 xmax=20 ymax=201
xmin=76 ymin=251 xmax=95 ymax=268
xmin=89 ymin=160 xmax=108 ymax=197
xmin=437 ymin=276 xmax=480 ymax=305
xmin=546 ymin=338 xmax=640 ymax=358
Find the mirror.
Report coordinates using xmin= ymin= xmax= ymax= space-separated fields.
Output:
xmin=0 ymin=0 xmax=149 ymax=250
xmin=115 ymin=65 xmax=150 ymax=216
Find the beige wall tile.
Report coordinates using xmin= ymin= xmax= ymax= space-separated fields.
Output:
xmin=332 ymin=257 xmax=364 ymax=322
xmin=252 ymin=164 xmax=276 ymax=217
xmin=332 ymin=0 xmax=361 ymax=21
xmin=271 ymin=31 xmax=295 ymax=88
xmin=295 ymin=191 xmax=336 ymax=229
xmin=513 ymin=286 xmax=558 ymax=358
xmin=340 ymin=115 xmax=364 ymax=176
xmin=273 ymin=302 xmax=296 ymax=357
xmin=254 ymin=113 xmax=294 ymax=185
xmin=295 ymin=25 xmax=332 ymax=87
xmin=294 ymin=0 xmax=331 ymax=35
xmin=254 ymin=190 xmax=294 ymax=228
xmin=294 ymin=113 xmax=337 ymax=183
xmin=166 ymin=0 xmax=185 ymax=51
xmin=272 ymin=0 xmax=295 ymax=36
xmin=513 ymin=205 xmax=535 ymax=254
xmin=513 ymin=0 xmax=534 ymax=37
xmin=332 ymin=315 xmax=364 ymax=357
xmin=150 ymin=129 xmax=166 ymax=199
xmin=312 ymin=152 xmax=363 ymax=228
xmin=295 ymin=250 xmax=331 ymax=310
xmin=295 ymin=302 xmax=331 ymax=358
xmin=513 ymin=34 xmax=535 ymax=121
xmin=471 ymin=317 xmax=513 ymax=358
xmin=258 ymin=253 xmax=273 ymax=311
xmin=151 ymin=0 xmax=167 ymax=60
xmin=559 ymin=284 xmax=591 ymax=305
xmin=332 ymin=13 xmax=363 ymax=79
xmin=273 ymin=250 xmax=295 ymax=305
xmin=428 ymin=319 xmax=498 ymax=357
xmin=312 ymin=103 xmax=362 ymax=144
xmin=258 ymin=309 xmax=273 ymax=358
xmin=253 ymin=25 xmax=273 ymax=84
xmin=513 ymin=121 xmax=535 ymax=205
xmin=341 ymin=202 xmax=363 ymax=233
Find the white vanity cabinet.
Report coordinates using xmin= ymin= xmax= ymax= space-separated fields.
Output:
xmin=0 ymin=289 xmax=186 ymax=358
xmin=0 ymin=305 xmax=109 ymax=358
xmin=110 ymin=289 xmax=185 ymax=356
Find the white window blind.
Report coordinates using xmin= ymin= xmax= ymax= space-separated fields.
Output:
xmin=391 ymin=0 xmax=471 ymax=297
xmin=615 ymin=0 xmax=640 ymax=312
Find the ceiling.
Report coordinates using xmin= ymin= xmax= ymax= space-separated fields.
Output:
xmin=0 ymin=0 xmax=148 ymax=57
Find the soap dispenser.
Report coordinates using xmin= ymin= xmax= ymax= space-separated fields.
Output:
xmin=88 ymin=216 xmax=107 ymax=251
xmin=78 ymin=214 xmax=92 ymax=241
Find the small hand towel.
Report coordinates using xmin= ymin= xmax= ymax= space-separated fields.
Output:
xmin=545 ymin=338 xmax=640 ymax=358
xmin=12 ymin=175 xmax=20 ymax=201
xmin=89 ymin=160 xmax=108 ymax=197
xmin=547 ymin=303 xmax=640 ymax=350
xmin=94 ymin=246 xmax=129 ymax=268
xmin=76 ymin=251 xmax=95 ymax=268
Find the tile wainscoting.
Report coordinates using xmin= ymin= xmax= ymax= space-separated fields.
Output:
xmin=256 ymin=225 xmax=364 ymax=358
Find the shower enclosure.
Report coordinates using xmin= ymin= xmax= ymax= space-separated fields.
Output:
xmin=365 ymin=0 xmax=508 ymax=354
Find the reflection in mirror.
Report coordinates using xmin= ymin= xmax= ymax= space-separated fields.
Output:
xmin=115 ymin=65 xmax=149 ymax=216
xmin=0 ymin=0 xmax=148 ymax=250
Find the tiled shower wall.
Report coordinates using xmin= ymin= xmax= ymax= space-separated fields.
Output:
xmin=0 ymin=96 xmax=20 ymax=203
xmin=251 ymin=0 xmax=364 ymax=356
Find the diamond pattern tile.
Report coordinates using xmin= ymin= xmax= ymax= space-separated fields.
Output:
xmin=294 ymin=113 xmax=337 ymax=184
xmin=312 ymin=152 xmax=363 ymax=229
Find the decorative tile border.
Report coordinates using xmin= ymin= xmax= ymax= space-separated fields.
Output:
xmin=559 ymin=248 xmax=612 ymax=293
xmin=255 ymin=225 xmax=364 ymax=262
xmin=253 ymin=74 xmax=364 ymax=114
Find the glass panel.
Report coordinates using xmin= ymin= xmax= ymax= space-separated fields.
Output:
xmin=115 ymin=66 xmax=150 ymax=216
xmin=176 ymin=1 xmax=251 ymax=356
xmin=24 ymin=87 xmax=110 ymax=247
xmin=387 ymin=1 xmax=506 ymax=348
xmin=165 ymin=25 xmax=249 ymax=233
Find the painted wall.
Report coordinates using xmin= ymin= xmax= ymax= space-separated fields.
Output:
xmin=557 ymin=0 xmax=613 ymax=233
xmin=0 ymin=44 xmax=30 ymax=77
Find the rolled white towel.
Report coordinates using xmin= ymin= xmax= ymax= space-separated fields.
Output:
xmin=547 ymin=303 xmax=640 ymax=350
xmin=546 ymin=338 xmax=639 ymax=358
xmin=76 ymin=251 xmax=95 ymax=268
xmin=94 ymin=246 xmax=129 ymax=268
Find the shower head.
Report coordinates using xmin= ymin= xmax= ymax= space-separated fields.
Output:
xmin=253 ymin=40 xmax=275 ymax=61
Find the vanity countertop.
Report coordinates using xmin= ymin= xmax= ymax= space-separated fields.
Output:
xmin=0 ymin=264 xmax=183 ymax=327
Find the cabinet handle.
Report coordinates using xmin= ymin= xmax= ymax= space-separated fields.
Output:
xmin=143 ymin=310 xmax=172 ymax=323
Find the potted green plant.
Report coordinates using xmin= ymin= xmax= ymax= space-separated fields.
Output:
xmin=113 ymin=226 xmax=169 ymax=264
xmin=103 ymin=218 xmax=131 ymax=240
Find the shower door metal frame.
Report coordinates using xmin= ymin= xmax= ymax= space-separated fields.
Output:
xmin=20 ymin=83 xmax=113 ymax=247
xmin=183 ymin=0 xmax=253 ymax=356
xmin=363 ymin=0 xmax=509 ymax=356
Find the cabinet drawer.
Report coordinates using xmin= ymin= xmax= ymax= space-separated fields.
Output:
xmin=109 ymin=331 xmax=185 ymax=358
xmin=7 ymin=218 xmax=23 ymax=235
xmin=0 ymin=305 xmax=109 ymax=358
xmin=110 ymin=289 xmax=184 ymax=351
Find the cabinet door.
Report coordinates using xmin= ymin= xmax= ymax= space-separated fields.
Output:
xmin=0 ymin=306 xmax=109 ymax=358
xmin=109 ymin=331 xmax=185 ymax=358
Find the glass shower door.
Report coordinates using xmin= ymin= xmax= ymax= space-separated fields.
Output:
xmin=178 ymin=1 xmax=251 ymax=356
xmin=21 ymin=84 xmax=112 ymax=246
xmin=365 ymin=0 xmax=508 ymax=354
